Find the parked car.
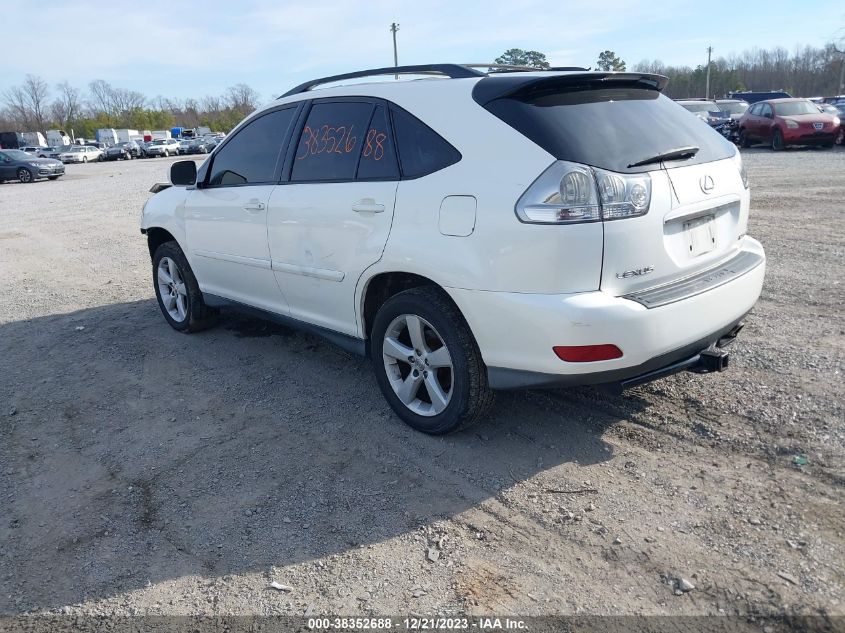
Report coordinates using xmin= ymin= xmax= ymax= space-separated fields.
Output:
xmin=104 ymin=141 xmax=142 ymax=160
xmin=0 ymin=148 xmax=65 ymax=182
xmin=676 ymin=100 xmax=729 ymax=127
xmin=145 ymin=138 xmax=180 ymax=157
xmin=185 ymin=139 xmax=211 ymax=154
xmin=177 ymin=140 xmax=193 ymax=155
xmin=817 ymin=104 xmax=845 ymax=144
xmin=714 ymin=99 xmax=749 ymax=120
xmin=727 ymin=90 xmax=792 ymax=104
xmin=58 ymin=145 xmax=103 ymax=163
xmin=737 ymin=98 xmax=839 ymax=150
xmin=141 ymin=64 xmax=765 ymax=434
xmin=33 ymin=146 xmax=65 ymax=159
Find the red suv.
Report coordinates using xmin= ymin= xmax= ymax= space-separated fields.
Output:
xmin=737 ymin=98 xmax=839 ymax=150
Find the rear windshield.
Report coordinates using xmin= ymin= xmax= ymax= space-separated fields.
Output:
xmin=483 ymin=86 xmax=736 ymax=173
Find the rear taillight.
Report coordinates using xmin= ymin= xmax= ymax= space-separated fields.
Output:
xmin=516 ymin=161 xmax=651 ymax=224
xmin=553 ymin=344 xmax=623 ymax=362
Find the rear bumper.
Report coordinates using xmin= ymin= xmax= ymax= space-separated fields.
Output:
xmin=446 ymin=237 xmax=765 ymax=390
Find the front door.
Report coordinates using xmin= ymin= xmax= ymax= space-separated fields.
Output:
xmin=267 ymin=99 xmax=399 ymax=336
xmin=184 ymin=105 xmax=299 ymax=314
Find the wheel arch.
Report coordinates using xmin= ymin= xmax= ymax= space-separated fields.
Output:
xmin=145 ymin=227 xmax=179 ymax=259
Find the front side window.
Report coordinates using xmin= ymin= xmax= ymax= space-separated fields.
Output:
xmin=390 ymin=105 xmax=461 ymax=178
xmin=208 ymin=107 xmax=297 ymax=186
xmin=291 ymin=101 xmax=374 ymax=182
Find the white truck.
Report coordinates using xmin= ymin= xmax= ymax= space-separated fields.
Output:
xmin=116 ymin=129 xmax=139 ymax=143
xmin=22 ymin=132 xmax=46 ymax=147
xmin=46 ymin=130 xmax=71 ymax=146
xmin=97 ymin=128 xmax=118 ymax=147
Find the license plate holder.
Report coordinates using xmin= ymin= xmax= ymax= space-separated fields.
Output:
xmin=685 ymin=214 xmax=716 ymax=257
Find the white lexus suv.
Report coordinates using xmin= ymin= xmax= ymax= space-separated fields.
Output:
xmin=140 ymin=64 xmax=765 ymax=434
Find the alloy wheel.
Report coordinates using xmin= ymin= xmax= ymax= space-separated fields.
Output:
xmin=157 ymin=257 xmax=188 ymax=322
xmin=382 ymin=314 xmax=453 ymax=416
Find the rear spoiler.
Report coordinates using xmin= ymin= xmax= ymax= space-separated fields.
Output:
xmin=471 ymin=72 xmax=669 ymax=105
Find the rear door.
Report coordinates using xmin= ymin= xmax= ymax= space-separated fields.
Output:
xmin=267 ymin=98 xmax=398 ymax=336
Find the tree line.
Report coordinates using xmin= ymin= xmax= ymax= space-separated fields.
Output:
xmin=1 ymin=76 xmax=262 ymax=140
xmin=4 ymin=43 xmax=843 ymax=140
xmin=494 ymin=44 xmax=844 ymax=98
xmin=635 ymin=44 xmax=843 ymax=98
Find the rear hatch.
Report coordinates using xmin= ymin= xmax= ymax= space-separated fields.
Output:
xmin=476 ymin=73 xmax=746 ymax=297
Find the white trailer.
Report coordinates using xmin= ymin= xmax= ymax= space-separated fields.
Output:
xmin=116 ymin=129 xmax=139 ymax=143
xmin=151 ymin=130 xmax=172 ymax=140
xmin=97 ymin=128 xmax=118 ymax=146
xmin=22 ymin=132 xmax=46 ymax=146
xmin=46 ymin=130 xmax=71 ymax=146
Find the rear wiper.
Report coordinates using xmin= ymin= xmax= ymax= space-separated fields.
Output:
xmin=627 ymin=145 xmax=700 ymax=168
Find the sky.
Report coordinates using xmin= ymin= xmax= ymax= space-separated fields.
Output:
xmin=4 ymin=1 xmax=843 ymax=105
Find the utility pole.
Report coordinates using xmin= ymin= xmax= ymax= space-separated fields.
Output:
xmin=390 ymin=23 xmax=400 ymax=80
xmin=705 ymin=45 xmax=713 ymax=99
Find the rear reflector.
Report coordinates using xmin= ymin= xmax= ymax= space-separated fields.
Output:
xmin=553 ymin=344 xmax=623 ymax=362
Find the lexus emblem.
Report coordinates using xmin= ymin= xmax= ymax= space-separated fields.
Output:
xmin=700 ymin=175 xmax=715 ymax=194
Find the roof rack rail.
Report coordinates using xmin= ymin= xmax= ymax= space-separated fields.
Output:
xmin=279 ymin=63 xmax=595 ymax=98
xmin=280 ymin=64 xmax=485 ymax=98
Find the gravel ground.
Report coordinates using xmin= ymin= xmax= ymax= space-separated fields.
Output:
xmin=0 ymin=150 xmax=843 ymax=621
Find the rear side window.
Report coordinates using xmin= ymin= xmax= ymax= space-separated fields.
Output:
xmin=357 ymin=104 xmax=399 ymax=180
xmin=390 ymin=106 xmax=461 ymax=178
xmin=291 ymin=101 xmax=374 ymax=182
xmin=482 ymin=86 xmax=735 ymax=174
xmin=208 ymin=107 xmax=296 ymax=186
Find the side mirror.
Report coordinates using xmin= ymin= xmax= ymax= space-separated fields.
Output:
xmin=170 ymin=160 xmax=197 ymax=186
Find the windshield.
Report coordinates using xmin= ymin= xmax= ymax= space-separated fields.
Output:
xmin=2 ymin=150 xmax=33 ymax=160
xmin=774 ymin=101 xmax=819 ymax=116
xmin=483 ymin=87 xmax=735 ymax=174
xmin=70 ymin=147 xmax=85 ymax=152
xmin=151 ymin=140 xmax=167 ymax=145
xmin=718 ymin=102 xmax=748 ymax=115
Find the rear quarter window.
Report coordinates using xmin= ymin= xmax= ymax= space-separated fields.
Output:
xmin=389 ymin=105 xmax=461 ymax=179
xmin=482 ymin=86 xmax=735 ymax=174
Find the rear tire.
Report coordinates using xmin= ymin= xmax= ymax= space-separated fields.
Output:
xmin=772 ymin=129 xmax=784 ymax=151
xmin=370 ymin=286 xmax=494 ymax=435
xmin=152 ymin=241 xmax=218 ymax=333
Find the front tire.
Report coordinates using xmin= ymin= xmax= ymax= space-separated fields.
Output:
xmin=772 ymin=129 xmax=784 ymax=151
xmin=82 ymin=156 xmax=88 ymax=163
xmin=17 ymin=168 xmax=33 ymax=183
xmin=371 ymin=286 xmax=493 ymax=434
xmin=738 ymin=129 xmax=750 ymax=148
xmin=152 ymin=241 xmax=217 ymax=333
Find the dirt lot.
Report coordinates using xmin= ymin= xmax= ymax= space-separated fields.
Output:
xmin=0 ymin=149 xmax=843 ymax=622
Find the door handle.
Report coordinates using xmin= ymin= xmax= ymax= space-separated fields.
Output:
xmin=351 ymin=198 xmax=384 ymax=213
xmin=243 ymin=199 xmax=265 ymax=212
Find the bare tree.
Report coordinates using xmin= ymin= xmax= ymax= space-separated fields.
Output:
xmin=226 ymin=84 xmax=260 ymax=116
xmin=3 ymin=74 xmax=50 ymax=135
xmin=50 ymin=81 xmax=81 ymax=130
